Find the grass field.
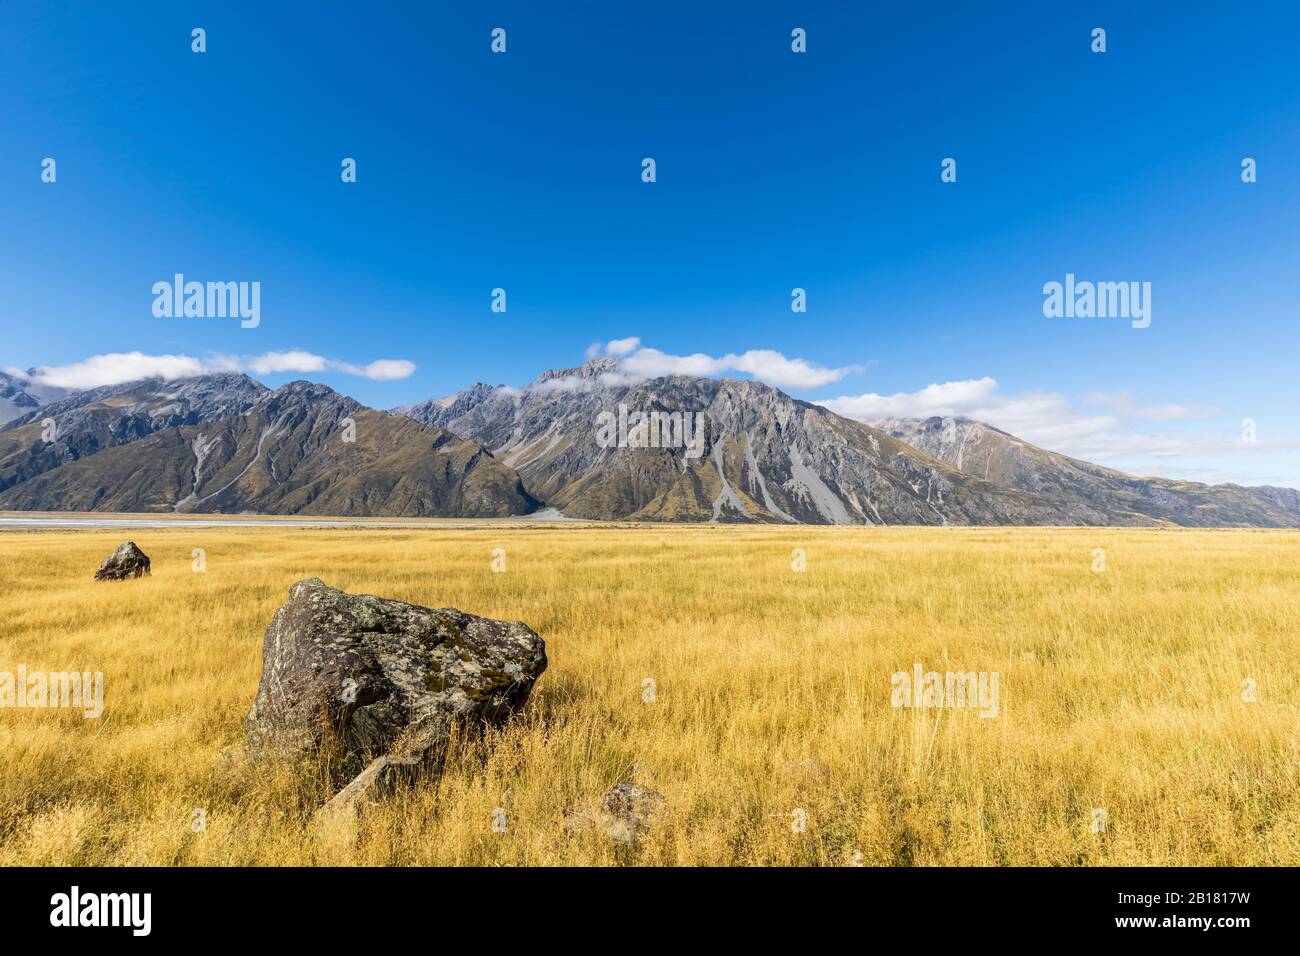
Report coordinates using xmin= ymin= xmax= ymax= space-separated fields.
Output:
xmin=1 ymin=524 xmax=1297 ymax=866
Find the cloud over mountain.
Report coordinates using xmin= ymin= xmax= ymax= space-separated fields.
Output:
xmin=23 ymin=350 xmax=416 ymax=390
xmin=819 ymin=378 xmax=1299 ymax=472
xmin=586 ymin=338 xmax=861 ymax=390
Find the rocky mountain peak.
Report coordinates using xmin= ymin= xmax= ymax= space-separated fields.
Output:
xmin=251 ymin=380 xmax=361 ymax=428
xmin=264 ymin=379 xmax=346 ymax=402
xmin=533 ymin=357 xmax=619 ymax=386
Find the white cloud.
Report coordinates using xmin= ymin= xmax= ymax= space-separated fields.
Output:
xmin=820 ymin=377 xmax=1003 ymax=420
xmin=25 ymin=350 xmax=417 ymax=390
xmin=818 ymin=377 xmax=1122 ymax=446
xmin=1082 ymin=389 xmax=1220 ymax=421
xmin=604 ymin=336 xmax=641 ymax=357
xmin=244 ymin=350 xmax=329 ymax=375
xmin=820 ymin=377 xmax=1300 ymax=483
xmin=587 ymin=340 xmax=860 ymax=390
xmin=1082 ymin=389 xmax=1135 ymax=412
xmin=726 ymin=350 xmax=863 ymax=389
xmin=332 ymin=359 xmax=417 ymax=381
xmin=30 ymin=352 xmax=214 ymax=389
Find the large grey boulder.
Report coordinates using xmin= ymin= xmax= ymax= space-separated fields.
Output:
xmin=245 ymin=578 xmax=547 ymax=774
xmin=94 ymin=541 xmax=151 ymax=581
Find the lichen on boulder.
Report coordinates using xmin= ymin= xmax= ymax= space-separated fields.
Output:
xmin=245 ymin=578 xmax=547 ymax=782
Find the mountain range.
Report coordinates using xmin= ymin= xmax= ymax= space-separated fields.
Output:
xmin=0 ymin=361 xmax=1295 ymax=526
xmin=0 ymin=375 xmax=532 ymax=517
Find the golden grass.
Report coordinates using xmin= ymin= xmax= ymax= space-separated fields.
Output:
xmin=0 ymin=524 xmax=1297 ymax=866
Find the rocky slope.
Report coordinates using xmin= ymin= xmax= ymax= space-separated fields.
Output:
xmin=0 ymin=380 xmax=537 ymax=517
xmin=0 ymin=373 xmax=268 ymax=494
xmin=399 ymin=360 xmax=1300 ymax=526
xmin=874 ymin=416 xmax=1300 ymax=527
xmin=398 ymin=360 xmax=1084 ymax=525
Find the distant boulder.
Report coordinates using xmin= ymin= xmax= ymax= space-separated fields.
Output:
xmin=601 ymin=783 xmax=665 ymax=844
xmin=93 ymin=541 xmax=151 ymax=581
xmin=565 ymin=783 xmax=666 ymax=844
xmin=246 ymin=578 xmax=547 ymax=794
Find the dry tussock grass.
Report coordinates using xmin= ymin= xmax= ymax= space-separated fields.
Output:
xmin=0 ymin=525 xmax=1297 ymax=865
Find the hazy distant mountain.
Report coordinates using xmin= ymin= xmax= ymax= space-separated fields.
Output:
xmin=0 ymin=369 xmax=68 ymax=425
xmin=0 ymin=380 xmax=536 ymax=517
xmin=0 ymin=374 xmax=268 ymax=494
xmin=0 ymin=372 xmax=40 ymax=423
xmin=874 ymin=416 xmax=1300 ymax=527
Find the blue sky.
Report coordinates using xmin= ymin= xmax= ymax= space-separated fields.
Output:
xmin=2 ymin=2 xmax=1298 ymax=485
